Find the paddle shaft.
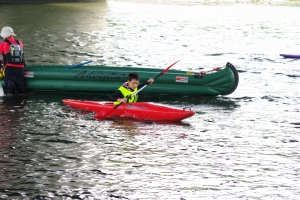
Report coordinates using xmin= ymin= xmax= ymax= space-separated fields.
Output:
xmin=65 ymin=60 xmax=93 ymax=70
xmin=0 ymin=83 xmax=4 ymax=96
xmin=0 ymin=66 xmax=4 ymax=96
xmin=95 ymin=60 xmax=180 ymax=119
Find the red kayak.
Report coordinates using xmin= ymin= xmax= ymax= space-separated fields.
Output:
xmin=62 ymin=99 xmax=195 ymax=121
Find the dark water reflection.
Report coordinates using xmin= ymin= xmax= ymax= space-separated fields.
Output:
xmin=1 ymin=1 xmax=300 ymax=199
xmin=0 ymin=2 xmax=108 ymax=65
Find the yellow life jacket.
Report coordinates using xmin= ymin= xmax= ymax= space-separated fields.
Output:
xmin=114 ymin=85 xmax=138 ymax=105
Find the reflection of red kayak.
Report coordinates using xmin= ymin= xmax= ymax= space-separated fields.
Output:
xmin=62 ymin=99 xmax=195 ymax=121
xmin=280 ymin=54 xmax=300 ymax=59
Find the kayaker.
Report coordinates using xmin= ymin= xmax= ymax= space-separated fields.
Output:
xmin=109 ymin=72 xmax=154 ymax=104
xmin=0 ymin=26 xmax=26 ymax=95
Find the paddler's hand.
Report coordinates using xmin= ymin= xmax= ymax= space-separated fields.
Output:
xmin=147 ymin=78 xmax=154 ymax=84
xmin=117 ymin=98 xmax=128 ymax=103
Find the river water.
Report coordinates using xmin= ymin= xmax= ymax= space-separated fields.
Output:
xmin=0 ymin=1 xmax=300 ymax=199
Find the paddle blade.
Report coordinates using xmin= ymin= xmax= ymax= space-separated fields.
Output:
xmin=0 ymin=84 xmax=4 ymax=97
xmin=94 ymin=112 xmax=106 ymax=120
xmin=93 ymin=108 xmax=114 ymax=120
xmin=161 ymin=60 xmax=180 ymax=75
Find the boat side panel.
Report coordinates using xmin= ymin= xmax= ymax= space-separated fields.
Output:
xmin=24 ymin=63 xmax=239 ymax=96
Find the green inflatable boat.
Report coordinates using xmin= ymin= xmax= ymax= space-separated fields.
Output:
xmin=0 ymin=62 xmax=239 ymax=96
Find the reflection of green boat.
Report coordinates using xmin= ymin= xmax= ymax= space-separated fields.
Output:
xmin=0 ymin=62 xmax=239 ymax=96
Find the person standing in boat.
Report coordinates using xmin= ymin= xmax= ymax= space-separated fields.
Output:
xmin=0 ymin=26 xmax=26 ymax=95
xmin=109 ymin=72 xmax=154 ymax=104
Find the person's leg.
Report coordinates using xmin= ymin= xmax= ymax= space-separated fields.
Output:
xmin=16 ymin=76 xmax=26 ymax=95
xmin=4 ymin=67 xmax=16 ymax=95
xmin=14 ymin=68 xmax=26 ymax=95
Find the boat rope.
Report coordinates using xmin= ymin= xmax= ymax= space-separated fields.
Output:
xmin=183 ymin=107 xmax=192 ymax=111
xmin=196 ymin=66 xmax=224 ymax=77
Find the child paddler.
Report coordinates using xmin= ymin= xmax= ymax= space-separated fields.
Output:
xmin=109 ymin=72 xmax=154 ymax=105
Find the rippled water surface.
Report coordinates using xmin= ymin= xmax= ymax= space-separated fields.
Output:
xmin=0 ymin=1 xmax=300 ymax=199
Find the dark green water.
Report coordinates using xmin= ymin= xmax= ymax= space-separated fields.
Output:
xmin=0 ymin=1 xmax=300 ymax=199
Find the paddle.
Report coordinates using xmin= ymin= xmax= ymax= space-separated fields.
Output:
xmin=0 ymin=67 xmax=4 ymax=96
xmin=0 ymin=83 xmax=4 ymax=97
xmin=94 ymin=60 xmax=180 ymax=120
xmin=65 ymin=60 xmax=93 ymax=70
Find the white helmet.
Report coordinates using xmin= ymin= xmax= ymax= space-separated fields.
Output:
xmin=1 ymin=27 xmax=16 ymax=39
